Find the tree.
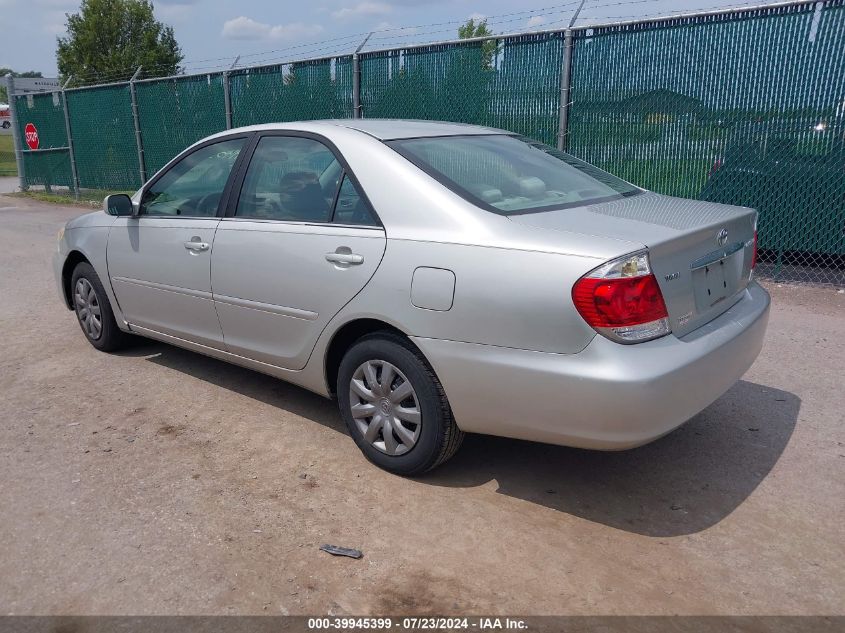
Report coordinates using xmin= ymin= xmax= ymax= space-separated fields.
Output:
xmin=458 ymin=18 xmax=499 ymax=70
xmin=56 ymin=0 xmax=183 ymax=86
xmin=0 ymin=69 xmax=43 ymax=102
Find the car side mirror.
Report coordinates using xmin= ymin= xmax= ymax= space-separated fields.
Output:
xmin=103 ymin=194 xmax=134 ymax=217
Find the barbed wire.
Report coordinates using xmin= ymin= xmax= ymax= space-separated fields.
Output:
xmin=59 ymin=0 xmax=798 ymax=87
xmin=66 ymin=39 xmax=361 ymax=86
xmin=66 ymin=0 xmax=591 ymax=84
xmin=574 ymin=0 xmax=791 ymax=24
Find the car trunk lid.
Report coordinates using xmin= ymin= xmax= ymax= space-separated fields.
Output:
xmin=508 ymin=192 xmax=757 ymax=337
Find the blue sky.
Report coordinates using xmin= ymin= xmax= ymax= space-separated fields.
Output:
xmin=0 ymin=0 xmax=788 ymax=78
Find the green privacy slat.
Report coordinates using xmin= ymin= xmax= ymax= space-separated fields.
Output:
xmin=21 ymin=1 xmax=841 ymax=284
xmin=15 ymin=92 xmax=68 ymax=149
xmin=15 ymin=92 xmax=72 ymax=188
xmin=230 ymin=56 xmax=354 ymax=127
xmin=359 ymin=33 xmax=564 ymax=145
xmin=136 ymin=74 xmax=228 ymax=176
xmin=21 ymin=150 xmax=73 ymax=187
xmin=67 ymin=84 xmax=141 ymax=190
xmin=568 ymin=0 xmax=845 ymax=278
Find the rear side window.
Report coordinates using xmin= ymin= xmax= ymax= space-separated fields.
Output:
xmin=234 ymin=135 xmax=378 ymax=226
xmin=332 ymin=174 xmax=378 ymax=226
xmin=236 ymin=136 xmax=338 ymax=222
xmin=388 ymin=134 xmax=641 ymax=215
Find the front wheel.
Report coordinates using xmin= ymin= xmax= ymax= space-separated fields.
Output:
xmin=1 ymin=121 xmax=10 ymax=129
xmin=337 ymin=332 xmax=463 ymax=475
xmin=71 ymin=262 xmax=129 ymax=352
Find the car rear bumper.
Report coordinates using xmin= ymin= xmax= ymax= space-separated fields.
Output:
xmin=412 ymin=281 xmax=770 ymax=450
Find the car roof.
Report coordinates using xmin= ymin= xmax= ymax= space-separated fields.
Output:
xmin=322 ymin=119 xmax=511 ymax=140
xmin=219 ymin=119 xmax=511 ymax=141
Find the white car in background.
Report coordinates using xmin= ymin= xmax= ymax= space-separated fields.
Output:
xmin=0 ymin=104 xmax=11 ymax=129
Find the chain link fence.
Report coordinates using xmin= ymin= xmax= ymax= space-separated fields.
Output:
xmin=361 ymin=33 xmax=564 ymax=146
xmin=136 ymin=74 xmax=228 ymax=176
xmin=5 ymin=0 xmax=843 ymax=285
xmin=13 ymin=91 xmax=73 ymax=188
xmin=568 ymin=1 xmax=845 ymax=285
xmin=231 ymin=57 xmax=354 ymax=128
xmin=65 ymin=84 xmax=140 ymax=190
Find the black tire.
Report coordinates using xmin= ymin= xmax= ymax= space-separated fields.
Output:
xmin=337 ymin=331 xmax=464 ymax=475
xmin=70 ymin=262 xmax=129 ymax=352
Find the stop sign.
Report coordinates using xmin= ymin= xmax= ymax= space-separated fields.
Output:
xmin=24 ymin=123 xmax=39 ymax=150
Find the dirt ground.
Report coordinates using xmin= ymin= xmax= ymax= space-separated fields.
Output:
xmin=0 ymin=196 xmax=843 ymax=616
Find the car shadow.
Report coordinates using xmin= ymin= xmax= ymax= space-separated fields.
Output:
xmin=424 ymin=379 xmax=799 ymax=537
xmin=121 ymin=340 xmax=799 ymax=537
xmin=118 ymin=338 xmax=345 ymax=434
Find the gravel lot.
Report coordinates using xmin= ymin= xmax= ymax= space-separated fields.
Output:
xmin=0 ymin=196 xmax=843 ymax=616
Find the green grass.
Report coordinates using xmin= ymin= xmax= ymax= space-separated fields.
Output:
xmin=9 ymin=189 xmax=134 ymax=208
xmin=0 ymin=135 xmax=16 ymax=176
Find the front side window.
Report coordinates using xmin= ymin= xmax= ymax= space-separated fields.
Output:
xmin=388 ymin=134 xmax=641 ymax=215
xmin=140 ymin=138 xmax=245 ymax=217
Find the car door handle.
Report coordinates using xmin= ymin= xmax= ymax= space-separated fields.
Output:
xmin=184 ymin=240 xmax=209 ymax=252
xmin=325 ymin=252 xmax=364 ymax=265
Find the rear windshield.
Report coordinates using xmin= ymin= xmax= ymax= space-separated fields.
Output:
xmin=387 ymin=134 xmax=641 ymax=215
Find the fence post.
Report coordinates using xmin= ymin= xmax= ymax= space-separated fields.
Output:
xmin=61 ymin=76 xmax=80 ymax=199
xmin=557 ymin=29 xmax=574 ymax=152
xmin=557 ymin=0 xmax=586 ymax=151
xmin=352 ymin=32 xmax=373 ymax=119
xmin=223 ymin=56 xmax=239 ymax=130
xmin=223 ymin=71 xmax=232 ymax=130
xmin=5 ymin=75 xmax=27 ymax=191
xmin=129 ymin=66 xmax=147 ymax=184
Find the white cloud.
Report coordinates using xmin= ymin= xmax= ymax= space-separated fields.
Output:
xmin=222 ymin=16 xmax=324 ymax=41
xmin=157 ymin=3 xmax=194 ymax=24
xmin=467 ymin=12 xmax=486 ymax=22
xmin=332 ymin=2 xmax=392 ymax=20
xmin=526 ymin=15 xmax=546 ymax=28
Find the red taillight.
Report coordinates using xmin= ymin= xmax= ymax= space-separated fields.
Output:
xmin=751 ymin=230 xmax=758 ymax=269
xmin=573 ymin=274 xmax=668 ymax=328
xmin=572 ymin=251 xmax=670 ymax=344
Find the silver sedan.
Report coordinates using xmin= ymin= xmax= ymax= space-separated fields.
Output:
xmin=54 ymin=120 xmax=770 ymax=474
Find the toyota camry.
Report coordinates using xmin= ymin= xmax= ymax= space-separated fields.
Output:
xmin=54 ymin=120 xmax=770 ymax=474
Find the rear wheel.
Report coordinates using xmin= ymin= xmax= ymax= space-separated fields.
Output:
xmin=337 ymin=332 xmax=463 ymax=475
xmin=71 ymin=262 xmax=129 ymax=352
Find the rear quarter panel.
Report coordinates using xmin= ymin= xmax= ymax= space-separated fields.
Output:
xmin=328 ymin=238 xmax=602 ymax=355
